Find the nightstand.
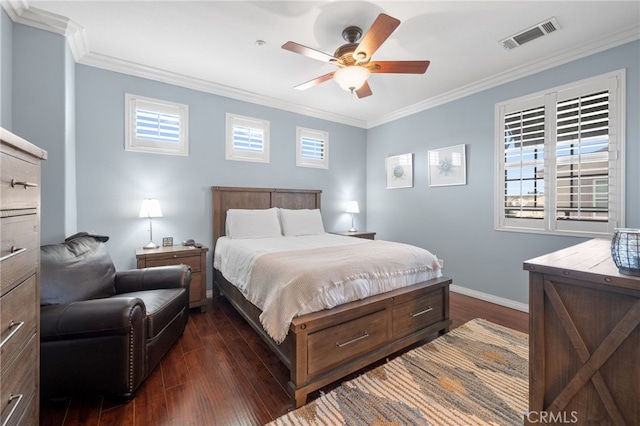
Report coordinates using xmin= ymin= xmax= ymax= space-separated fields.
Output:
xmin=135 ymin=245 xmax=209 ymax=312
xmin=333 ymin=231 xmax=376 ymax=240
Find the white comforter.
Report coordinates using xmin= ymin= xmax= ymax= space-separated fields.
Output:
xmin=214 ymin=234 xmax=442 ymax=343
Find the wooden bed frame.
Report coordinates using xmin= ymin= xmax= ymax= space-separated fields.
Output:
xmin=212 ymin=186 xmax=452 ymax=407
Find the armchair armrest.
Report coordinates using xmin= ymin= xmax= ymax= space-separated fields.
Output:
xmin=114 ymin=265 xmax=191 ymax=294
xmin=41 ymin=297 xmax=145 ymax=341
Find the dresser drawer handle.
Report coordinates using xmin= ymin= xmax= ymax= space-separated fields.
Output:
xmin=0 ymin=321 xmax=24 ymax=348
xmin=410 ymin=306 xmax=434 ymax=318
xmin=0 ymin=246 xmax=27 ymax=262
xmin=336 ymin=331 xmax=369 ymax=348
xmin=10 ymin=179 xmax=38 ymax=189
xmin=2 ymin=393 xmax=24 ymax=426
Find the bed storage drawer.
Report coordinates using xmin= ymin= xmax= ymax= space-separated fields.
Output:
xmin=307 ymin=309 xmax=389 ymax=376
xmin=392 ymin=288 xmax=444 ymax=337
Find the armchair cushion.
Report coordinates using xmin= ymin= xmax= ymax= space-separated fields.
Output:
xmin=41 ymin=237 xmax=116 ymax=305
xmin=114 ymin=288 xmax=186 ymax=339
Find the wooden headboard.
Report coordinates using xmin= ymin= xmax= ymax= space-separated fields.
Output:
xmin=211 ymin=186 xmax=322 ymax=243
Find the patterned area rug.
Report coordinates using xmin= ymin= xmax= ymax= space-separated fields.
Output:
xmin=269 ymin=318 xmax=528 ymax=425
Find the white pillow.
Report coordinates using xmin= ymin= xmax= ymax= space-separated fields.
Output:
xmin=226 ymin=208 xmax=282 ymax=239
xmin=279 ymin=209 xmax=325 ymax=236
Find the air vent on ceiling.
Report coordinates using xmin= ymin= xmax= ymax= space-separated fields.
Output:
xmin=500 ymin=17 xmax=561 ymax=50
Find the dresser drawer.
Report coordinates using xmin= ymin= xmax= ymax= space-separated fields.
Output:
xmin=145 ymin=254 xmax=201 ymax=272
xmin=392 ymin=288 xmax=444 ymax=337
xmin=0 ymin=335 xmax=37 ymax=426
xmin=1 ymin=215 xmax=39 ymax=296
xmin=307 ymin=309 xmax=389 ymax=376
xmin=0 ymin=275 xmax=37 ymax=377
xmin=1 ymin=150 xmax=41 ymax=211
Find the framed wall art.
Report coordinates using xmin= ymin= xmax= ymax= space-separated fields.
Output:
xmin=386 ymin=153 xmax=413 ymax=189
xmin=428 ymin=144 xmax=466 ymax=187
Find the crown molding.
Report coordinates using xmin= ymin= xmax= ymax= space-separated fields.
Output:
xmin=1 ymin=2 xmax=89 ymax=60
xmin=79 ymin=52 xmax=367 ymax=128
xmin=368 ymin=24 xmax=640 ymax=128
xmin=5 ymin=2 xmax=638 ymax=130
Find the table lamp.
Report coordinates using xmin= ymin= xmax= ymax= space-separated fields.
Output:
xmin=139 ymin=198 xmax=162 ymax=249
xmin=346 ymin=201 xmax=359 ymax=232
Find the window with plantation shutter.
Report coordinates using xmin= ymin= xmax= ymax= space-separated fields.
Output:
xmin=555 ymin=91 xmax=609 ymax=223
xmin=125 ymin=94 xmax=189 ymax=156
xmin=495 ymin=70 xmax=625 ymax=237
xmin=226 ymin=113 xmax=270 ymax=163
xmin=296 ymin=127 xmax=329 ymax=169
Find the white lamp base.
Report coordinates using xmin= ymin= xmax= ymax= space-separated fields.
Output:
xmin=143 ymin=241 xmax=158 ymax=249
xmin=349 ymin=227 xmax=357 ymax=232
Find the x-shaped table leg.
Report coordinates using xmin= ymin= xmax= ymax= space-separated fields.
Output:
xmin=543 ymin=281 xmax=639 ymax=426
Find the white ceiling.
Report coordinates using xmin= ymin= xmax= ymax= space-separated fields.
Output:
xmin=8 ymin=1 xmax=640 ymax=128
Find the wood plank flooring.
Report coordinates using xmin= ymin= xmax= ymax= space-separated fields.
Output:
xmin=40 ymin=292 xmax=528 ymax=426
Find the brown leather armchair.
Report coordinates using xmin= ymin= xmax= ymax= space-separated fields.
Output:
xmin=39 ymin=233 xmax=191 ymax=399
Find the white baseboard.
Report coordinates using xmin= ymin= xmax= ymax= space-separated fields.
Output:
xmin=450 ymin=284 xmax=529 ymax=313
xmin=208 ymin=286 xmax=529 ymax=313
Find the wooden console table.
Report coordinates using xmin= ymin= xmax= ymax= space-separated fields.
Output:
xmin=524 ymin=238 xmax=639 ymax=425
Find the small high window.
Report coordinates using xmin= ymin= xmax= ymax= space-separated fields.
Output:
xmin=125 ymin=94 xmax=188 ymax=156
xmin=226 ymin=113 xmax=270 ymax=163
xmin=296 ymin=127 xmax=328 ymax=169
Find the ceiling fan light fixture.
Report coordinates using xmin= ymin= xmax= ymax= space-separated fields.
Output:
xmin=333 ymin=66 xmax=370 ymax=92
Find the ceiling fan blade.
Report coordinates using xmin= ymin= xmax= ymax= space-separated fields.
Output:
xmin=282 ymin=41 xmax=336 ymax=63
xmin=369 ymin=60 xmax=431 ymax=74
xmin=353 ymin=13 xmax=401 ymax=63
xmin=355 ymin=81 xmax=373 ymax=98
xmin=294 ymin=72 xmax=335 ymax=90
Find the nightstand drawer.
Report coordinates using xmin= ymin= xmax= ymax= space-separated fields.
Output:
xmin=145 ymin=254 xmax=201 ymax=272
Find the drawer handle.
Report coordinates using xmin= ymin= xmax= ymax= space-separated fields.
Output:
xmin=410 ymin=306 xmax=434 ymax=318
xmin=10 ymin=179 xmax=38 ymax=189
xmin=0 ymin=246 xmax=27 ymax=262
xmin=0 ymin=321 xmax=24 ymax=348
xmin=336 ymin=331 xmax=369 ymax=348
xmin=2 ymin=393 xmax=23 ymax=426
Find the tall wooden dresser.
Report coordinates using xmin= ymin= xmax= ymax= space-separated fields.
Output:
xmin=524 ymin=239 xmax=639 ymax=425
xmin=1 ymin=128 xmax=47 ymax=425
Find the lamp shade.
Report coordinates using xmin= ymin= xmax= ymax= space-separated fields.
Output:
xmin=611 ymin=228 xmax=640 ymax=276
xmin=333 ymin=66 xmax=370 ymax=92
xmin=345 ymin=201 xmax=360 ymax=214
xmin=139 ymin=198 xmax=163 ymax=218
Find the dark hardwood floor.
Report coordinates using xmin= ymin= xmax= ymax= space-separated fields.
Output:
xmin=40 ymin=292 xmax=528 ymax=426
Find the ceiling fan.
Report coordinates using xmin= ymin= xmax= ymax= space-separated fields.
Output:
xmin=282 ymin=13 xmax=430 ymax=99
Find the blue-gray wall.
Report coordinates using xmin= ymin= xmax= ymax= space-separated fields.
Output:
xmin=367 ymin=40 xmax=640 ymax=306
xmin=0 ymin=9 xmax=11 ymax=128
xmin=74 ymin=65 xmax=367 ymax=276
xmin=11 ymin=24 xmax=77 ymax=243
